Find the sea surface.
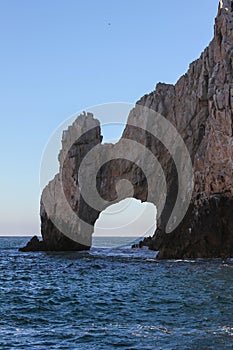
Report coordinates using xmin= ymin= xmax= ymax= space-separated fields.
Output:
xmin=1 ymin=236 xmax=233 ymax=350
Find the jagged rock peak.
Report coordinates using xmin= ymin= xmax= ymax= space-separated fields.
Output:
xmin=215 ymin=0 xmax=233 ymax=61
xmin=219 ymin=0 xmax=233 ymax=11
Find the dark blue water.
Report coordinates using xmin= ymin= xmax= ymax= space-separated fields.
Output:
xmin=1 ymin=237 xmax=233 ymax=350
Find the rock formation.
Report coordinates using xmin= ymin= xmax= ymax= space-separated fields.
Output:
xmin=20 ymin=0 xmax=233 ymax=258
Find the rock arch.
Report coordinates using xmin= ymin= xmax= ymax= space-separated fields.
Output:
xmin=20 ymin=1 xmax=233 ymax=258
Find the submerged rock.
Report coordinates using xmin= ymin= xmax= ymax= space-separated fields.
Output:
xmin=20 ymin=1 xmax=233 ymax=258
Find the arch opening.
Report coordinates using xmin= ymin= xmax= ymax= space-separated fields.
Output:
xmin=92 ymin=198 xmax=157 ymax=248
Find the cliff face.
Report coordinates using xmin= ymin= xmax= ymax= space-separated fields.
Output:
xmin=137 ymin=0 xmax=233 ymax=258
xmin=20 ymin=1 xmax=233 ymax=258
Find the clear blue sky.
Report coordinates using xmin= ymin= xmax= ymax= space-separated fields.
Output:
xmin=0 ymin=0 xmax=219 ymax=235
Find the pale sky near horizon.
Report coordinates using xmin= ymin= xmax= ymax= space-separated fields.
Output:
xmin=0 ymin=0 xmax=219 ymax=236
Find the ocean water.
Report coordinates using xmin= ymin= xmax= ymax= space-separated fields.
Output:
xmin=1 ymin=236 xmax=233 ymax=350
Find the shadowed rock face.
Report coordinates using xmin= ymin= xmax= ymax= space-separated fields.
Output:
xmin=153 ymin=195 xmax=233 ymax=259
xmin=20 ymin=1 xmax=233 ymax=258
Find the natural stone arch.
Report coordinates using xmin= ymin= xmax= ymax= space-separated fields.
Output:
xmin=20 ymin=2 xmax=233 ymax=259
xmin=38 ymin=107 xmax=190 ymax=251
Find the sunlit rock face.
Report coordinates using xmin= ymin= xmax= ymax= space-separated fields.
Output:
xmin=21 ymin=1 xmax=233 ymax=258
xmin=38 ymin=109 xmax=169 ymax=251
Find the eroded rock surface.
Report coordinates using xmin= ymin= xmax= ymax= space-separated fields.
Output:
xmin=20 ymin=1 xmax=233 ymax=257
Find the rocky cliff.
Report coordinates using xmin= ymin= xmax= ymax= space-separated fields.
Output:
xmin=149 ymin=0 xmax=233 ymax=258
xmin=20 ymin=0 xmax=233 ymax=258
